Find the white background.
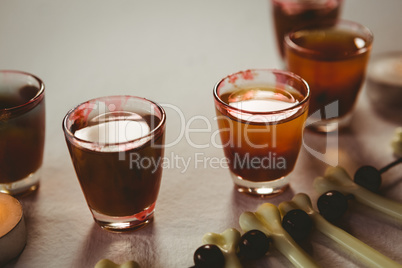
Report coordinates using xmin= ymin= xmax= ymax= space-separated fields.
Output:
xmin=1 ymin=0 xmax=402 ymax=267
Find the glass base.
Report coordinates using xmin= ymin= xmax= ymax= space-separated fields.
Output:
xmin=230 ymin=172 xmax=289 ymax=197
xmin=0 ymin=167 xmax=41 ymax=196
xmin=91 ymin=202 xmax=156 ymax=232
xmin=306 ymin=113 xmax=352 ymax=133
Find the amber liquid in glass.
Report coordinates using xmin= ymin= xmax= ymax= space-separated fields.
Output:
xmin=273 ymin=0 xmax=342 ymax=58
xmin=216 ymin=86 xmax=307 ymax=182
xmin=0 ymin=86 xmax=45 ymax=184
xmin=286 ymin=28 xmax=370 ymax=118
xmin=66 ymin=112 xmax=164 ymax=217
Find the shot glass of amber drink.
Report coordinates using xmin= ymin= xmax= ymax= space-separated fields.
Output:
xmin=284 ymin=20 xmax=373 ymax=132
xmin=0 ymin=71 xmax=45 ymax=196
xmin=214 ymin=69 xmax=309 ymax=196
xmin=271 ymin=0 xmax=343 ymax=60
xmin=63 ymin=96 xmax=166 ymax=231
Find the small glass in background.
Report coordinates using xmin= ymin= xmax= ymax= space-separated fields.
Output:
xmin=0 ymin=71 xmax=45 ymax=196
xmin=271 ymin=0 xmax=343 ymax=60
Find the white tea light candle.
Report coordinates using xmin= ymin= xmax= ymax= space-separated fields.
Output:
xmin=0 ymin=193 xmax=27 ymax=265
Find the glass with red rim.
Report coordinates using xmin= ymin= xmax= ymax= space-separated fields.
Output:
xmin=62 ymin=95 xmax=166 ymax=231
xmin=0 ymin=70 xmax=45 ymax=196
xmin=213 ymin=69 xmax=309 ymax=196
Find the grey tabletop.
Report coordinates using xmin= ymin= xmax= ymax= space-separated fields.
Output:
xmin=1 ymin=0 xmax=401 ymax=267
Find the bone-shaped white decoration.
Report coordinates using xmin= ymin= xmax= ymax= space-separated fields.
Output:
xmin=391 ymin=127 xmax=402 ymax=157
xmin=278 ymin=193 xmax=401 ymax=268
xmin=314 ymin=166 xmax=402 ymax=223
xmin=239 ymin=203 xmax=319 ymax=268
xmin=202 ymin=228 xmax=242 ymax=268
xmin=94 ymin=259 xmax=140 ymax=268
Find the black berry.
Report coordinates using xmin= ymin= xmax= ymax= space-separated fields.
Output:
xmin=238 ymin=229 xmax=271 ymax=259
xmin=317 ymin=190 xmax=349 ymax=221
xmin=282 ymin=209 xmax=312 ymax=241
xmin=193 ymin=244 xmax=225 ymax=268
xmin=354 ymin=165 xmax=382 ymax=192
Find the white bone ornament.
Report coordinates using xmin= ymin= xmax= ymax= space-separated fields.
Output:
xmin=239 ymin=203 xmax=319 ymax=268
xmin=202 ymin=228 xmax=242 ymax=268
xmin=278 ymin=193 xmax=401 ymax=268
xmin=391 ymin=127 xmax=402 ymax=157
xmin=94 ymin=259 xmax=140 ymax=268
xmin=314 ymin=166 xmax=402 ymax=223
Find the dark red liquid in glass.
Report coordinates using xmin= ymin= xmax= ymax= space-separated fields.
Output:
xmin=66 ymin=115 xmax=164 ymax=217
xmin=0 ymin=86 xmax=45 ymax=183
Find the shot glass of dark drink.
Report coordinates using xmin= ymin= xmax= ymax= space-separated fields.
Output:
xmin=63 ymin=96 xmax=166 ymax=231
xmin=0 ymin=71 xmax=45 ymax=196
xmin=271 ymin=0 xmax=343 ymax=60
xmin=214 ymin=69 xmax=310 ymax=196
xmin=284 ymin=20 xmax=373 ymax=132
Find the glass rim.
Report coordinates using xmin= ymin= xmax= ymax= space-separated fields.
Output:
xmin=0 ymin=70 xmax=45 ymax=112
xmin=62 ymin=95 xmax=166 ymax=147
xmin=272 ymin=0 xmax=343 ymax=5
xmin=213 ymin=68 xmax=310 ymax=115
xmin=284 ymin=19 xmax=374 ymax=59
